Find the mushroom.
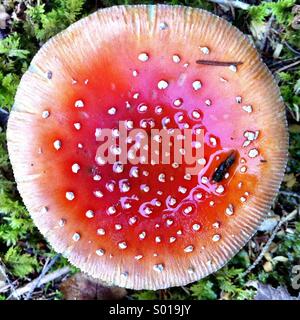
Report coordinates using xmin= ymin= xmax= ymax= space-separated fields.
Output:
xmin=7 ymin=5 xmax=288 ymax=290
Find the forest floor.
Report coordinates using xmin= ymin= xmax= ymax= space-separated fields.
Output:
xmin=0 ymin=0 xmax=299 ymax=300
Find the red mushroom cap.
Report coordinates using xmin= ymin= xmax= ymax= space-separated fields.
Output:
xmin=7 ymin=5 xmax=288 ymax=289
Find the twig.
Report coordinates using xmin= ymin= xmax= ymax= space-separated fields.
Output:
xmin=0 ymin=280 xmax=19 ymax=294
xmin=279 ymin=191 xmax=300 ymax=199
xmin=181 ymin=286 xmax=190 ymax=295
xmin=196 ymin=60 xmax=243 ymax=66
xmin=0 ymin=259 xmax=20 ymax=300
xmin=286 ymin=104 xmax=300 ymax=122
xmin=24 ymin=254 xmax=60 ymax=300
xmin=260 ymin=15 xmax=274 ymax=51
xmin=275 ymin=60 xmax=300 ymax=73
xmin=270 ymin=57 xmax=300 ymax=68
xmin=241 ymin=211 xmax=297 ymax=277
xmin=207 ymin=0 xmax=250 ymax=10
xmin=6 ymin=266 xmax=70 ymax=299
xmin=283 ymin=41 xmax=300 ymax=56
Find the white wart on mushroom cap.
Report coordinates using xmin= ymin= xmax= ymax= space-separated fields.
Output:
xmin=7 ymin=5 xmax=288 ymax=290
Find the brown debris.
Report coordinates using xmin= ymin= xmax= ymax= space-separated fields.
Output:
xmin=0 ymin=5 xmax=10 ymax=30
xmin=292 ymin=5 xmax=300 ymax=30
xmin=60 ymin=273 xmax=127 ymax=300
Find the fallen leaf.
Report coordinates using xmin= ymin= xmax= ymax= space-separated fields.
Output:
xmin=284 ymin=173 xmax=297 ymax=188
xmin=263 ymin=252 xmax=272 ymax=261
xmin=249 ymin=21 xmax=267 ymax=47
xmin=292 ymin=5 xmax=300 ymax=14
xmin=292 ymin=16 xmax=300 ymax=29
xmin=255 ymin=283 xmax=300 ymax=300
xmin=263 ymin=261 xmax=273 ymax=272
xmin=273 ymin=256 xmax=289 ymax=263
xmin=0 ymin=264 xmax=7 ymax=290
xmin=289 ymin=124 xmax=300 ymax=134
xmin=60 ymin=273 xmax=127 ymax=300
xmin=294 ymin=79 xmax=300 ymax=95
xmin=269 ymin=242 xmax=278 ymax=254
xmin=258 ymin=216 xmax=279 ymax=232
xmin=273 ymin=43 xmax=283 ymax=59
xmin=0 ymin=5 xmax=10 ymax=30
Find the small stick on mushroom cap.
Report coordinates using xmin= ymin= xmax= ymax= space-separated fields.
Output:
xmin=7 ymin=5 xmax=288 ymax=290
xmin=196 ymin=60 xmax=243 ymax=66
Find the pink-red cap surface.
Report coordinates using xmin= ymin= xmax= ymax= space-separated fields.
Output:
xmin=7 ymin=5 xmax=288 ymax=289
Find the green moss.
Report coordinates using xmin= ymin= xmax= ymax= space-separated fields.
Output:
xmin=190 ymin=279 xmax=217 ymax=300
xmin=24 ymin=0 xmax=85 ymax=44
xmin=4 ymin=246 xmax=39 ymax=278
xmin=132 ymin=290 xmax=158 ymax=300
xmin=249 ymin=0 xmax=296 ymax=24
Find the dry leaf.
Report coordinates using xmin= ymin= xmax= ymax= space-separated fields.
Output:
xmin=284 ymin=173 xmax=297 ymax=188
xmin=289 ymin=124 xmax=300 ymax=134
xmin=258 ymin=216 xmax=279 ymax=232
xmin=255 ymin=283 xmax=300 ymax=300
xmin=273 ymin=256 xmax=289 ymax=263
xmin=0 ymin=5 xmax=10 ymax=30
xmin=292 ymin=5 xmax=300 ymax=14
xmin=292 ymin=5 xmax=300 ymax=30
xmin=60 ymin=273 xmax=127 ymax=300
xmin=263 ymin=261 xmax=273 ymax=272
xmin=249 ymin=21 xmax=267 ymax=42
xmin=0 ymin=264 xmax=7 ymax=290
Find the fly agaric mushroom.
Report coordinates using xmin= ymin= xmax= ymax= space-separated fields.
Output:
xmin=7 ymin=5 xmax=288 ymax=290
